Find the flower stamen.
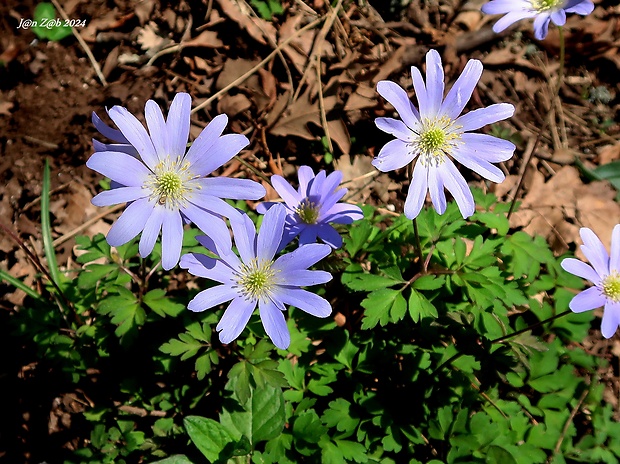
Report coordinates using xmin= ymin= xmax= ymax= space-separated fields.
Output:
xmin=296 ymin=198 xmax=320 ymax=224
xmin=413 ymin=117 xmax=462 ymax=167
xmin=602 ymin=272 xmax=620 ymax=303
xmin=236 ymin=258 xmax=277 ymax=301
xmin=145 ymin=156 xmax=197 ymax=208
xmin=530 ymin=0 xmax=563 ymax=12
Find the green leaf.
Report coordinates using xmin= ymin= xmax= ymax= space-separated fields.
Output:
xmin=360 ymin=289 xmax=406 ymax=329
xmin=183 ymin=416 xmax=237 ymax=462
xmin=408 ymin=289 xmax=438 ymax=322
xmin=150 ymin=456 xmax=195 ymax=464
xmin=32 ymin=3 xmax=72 ymax=41
xmin=143 ymin=288 xmax=185 ymax=318
xmin=341 ymin=264 xmax=403 ymax=292
xmin=293 ymin=410 xmax=327 ymax=444
xmin=592 ymin=161 xmax=620 ymax=195
xmin=98 ymin=293 xmax=145 ymax=337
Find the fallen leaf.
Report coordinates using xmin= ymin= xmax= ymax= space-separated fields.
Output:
xmin=216 ymin=0 xmax=277 ymax=45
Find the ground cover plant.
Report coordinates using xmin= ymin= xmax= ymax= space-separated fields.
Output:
xmin=1 ymin=0 xmax=620 ymax=463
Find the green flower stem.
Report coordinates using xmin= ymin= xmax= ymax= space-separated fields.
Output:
xmin=556 ymin=25 xmax=565 ymax=95
xmin=412 ymin=217 xmax=424 ymax=271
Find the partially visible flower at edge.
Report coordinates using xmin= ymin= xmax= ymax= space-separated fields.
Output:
xmin=374 ymin=49 xmax=516 ymax=220
xmin=86 ymin=92 xmax=266 ymax=270
xmin=180 ymin=204 xmax=333 ymax=350
xmin=481 ymin=0 xmax=595 ymax=40
xmin=257 ymin=166 xmax=363 ymax=249
xmin=561 ymin=225 xmax=620 ymax=338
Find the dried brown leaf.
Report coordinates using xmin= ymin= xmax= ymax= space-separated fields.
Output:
xmin=216 ymin=0 xmax=277 ymax=45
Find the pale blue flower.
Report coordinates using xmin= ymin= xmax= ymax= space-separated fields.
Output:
xmin=481 ymin=0 xmax=594 ymax=40
xmin=87 ymin=93 xmax=266 ymax=270
xmin=180 ymin=204 xmax=333 ymax=349
xmin=257 ymin=166 xmax=363 ymax=249
xmin=374 ymin=49 xmax=516 ymax=219
xmin=561 ymin=225 xmax=620 ymax=338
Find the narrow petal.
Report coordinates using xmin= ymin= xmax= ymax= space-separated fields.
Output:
xmin=182 ymin=202 xmax=232 ymax=251
xmin=372 ymin=139 xmax=416 ymax=172
xmin=188 ymin=285 xmax=237 ymax=312
xmin=427 ymin=165 xmax=447 ymax=215
xmin=376 ymin=81 xmax=421 ymax=130
xmin=92 ymin=111 xmax=129 ymax=143
xmin=272 ymin=175 xmax=303 ymax=208
xmin=460 ymin=133 xmax=516 ymax=162
xmin=317 ymin=225 xmax=343 ymax=248
xmin=321 ymin=171 xmax=343 ymax=198
xmin=424 ymin=50 xmax=444 ymax=118
xmin=92 ymin=140 xmax=138 ymax=157
xmin=298 ymin=226 xmax=318 ymax=246
xmin=297 ymin=165 xmax=315 ymax=195
xmin=440 ymin=59 xmax=484 ymax=120
xmin=92 ymin=186 xmax=148 ymax=207
xmin=456 ymin=103 xmax=515 ymax=132
xmin=492 ymin=10 xmax=537 ymax=33
xmin=569 ymin=286 xmax=606 ymax=313
xmin=145 ymin=100 xmax=168 ymax=160
xmin=274 ymin=287 xmax=332 ymax=318
xmin=550 ymin=9 xmax=566 ymax=26
xmin=180 ymin=252 xmax=236 ymax=283
xmin=411 ymin=65 xmax=430 ymax=118
xmin=140 ymin=204 xmax=165 ymax=257
xmin=403 ymin=160 xmax=428 ymax=219
xmin=602 ymin=302 xmax=620 ymax=338
xmin=565 ymin=0 xmax=594 ymax=15
xmin=216 ymin=297 xmax=256 ymax=344
xmin=257 ymin=204 xmax=286 ymax=262
xmin=321 ymin=202 xmax=364 ymax=224
xmin=279 ymin=269 xmax=332 ymax=287
xmin=580 ymin=228 xmax=610 ymax=277
xmin=107 ymin=198 xmax=154 ymax=247
xmin=86 ymin=151 xmax=150 ymax=186
xmin=189 ymin=134 xmax=250 ymax=176
xmin=197 ymin=177 xmax=266 ymax=201
xmin=184 ymin=114 xmax=229 ymax=166
xmin=481 ymin=0 xmax=527 ymax=15
xmin=161 ymin=209 xmax=184 ymax=270
xmin=450 ymin=146 xmax=506 ymax=183
xmin=309 ymin=170 xmax=327 ymax=198
xmin=533 ymin=14 xmax=551 ymax=40
xmin=108 ymin=105 xmax=158 ymax=170
xmin=230 ymin=213 xmax=257 ymax=264
xmin=561 ymin=258 xmax=601 ymax=284
xmin=611 ymin=224 xmax=620 ymax=272
xmin=440 ymin=159 xmax=475 ymax=218
xmin=188 ymin=191 xmax=244 ymax=221
xmin=166 ymin=92 xmax=191 ymax=158
xmin=260 ymin=299 xmax=290 ymax=349
xmin=273 ymin=243 xmax=331 ymax=273
xmin=375 ymin=117 xmax=414 ymax=142
xmin=318 ymin=188 xmax=347 ymax=215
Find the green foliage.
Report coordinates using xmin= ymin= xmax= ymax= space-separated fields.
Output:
xmin=32 ymin=2 xmax=72 ymax=41
xmin=250 ymin=0 xmax=284 ymax=20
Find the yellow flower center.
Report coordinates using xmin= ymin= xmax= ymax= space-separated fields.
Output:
xmin=145 ymin=156 xmax=197 ymax=208
xmin=530 ymin=0 xmax=564 ymax=12
xmin=419 ymin=127 xmax=446 ymax=154
xmin=602 ymin=272 xmax=620 ymax=303
xmin=413 ymin=117 xmax=462 ymax=167
xmin=296 ymin=198 xmax=320 ymax=224
xmin=236 ymin=258 xmax=278 ymax=301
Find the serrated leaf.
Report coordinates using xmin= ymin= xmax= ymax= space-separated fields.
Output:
xmin=183 ymin=416 xmax=237 ymax=462
xmin=341 ymin=264 xmax=402 ymax=292
xmin=143 ymin=288 xmax=185 ymax=318
xmin=150 ymin=455 xmax=195 ymax=464
xmin=360 ymin=289 xmax=405 ymax=329
xmin=408 ymin=290 xmax=438 ymax=322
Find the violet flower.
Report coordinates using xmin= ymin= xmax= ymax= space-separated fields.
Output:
xmin=257 ymin=166 xmax=363 ymax=249
xmin=561 ymin=225 xmax=620 ymax=338
xmin=86 ymin=92 xmax=266 ymax=270
xmin=481 ymin=0 xmax=594 ymax=40
xmin=374 ymin=49 xmax=516 ymax=219
xmin=180 ymin=204 xmax=333 ymax=349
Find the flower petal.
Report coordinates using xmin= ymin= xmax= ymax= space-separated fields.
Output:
xmin=87 ymin=151 xmax=151 ymax=186
xmin=182 ymin=202 xmax=233 ymax=251
xmin=257 ymin=203 xmax=286 ymax=262
xmin=456 ymin=103 xmax=515 ymax=132
xmin=441 ymin=59 xmax=483 ymax=120
xmin=92 ymin=186 xmax=148 ymax=207
xmin=260 ymin=298 xmax=290 ymax=349
xmin=184 ymin=114 xmax=228 ymax=166
xmin=230 ymin=213 xmax=257 ymax=264
xmin=451 ymin=145 xmax=506 ymax=183
xmin=187 ymin=192 xmax=243 ymax=221
xmin=404 ymin=160 xmax=428 ymax=219
xmin=376 ymin=81 xmax=420 ymax=130
xmin=375 ymin=117 xmax=414 ymax=142
xmin=92 ymin=111 xmax=129 ymax=143
xmin=322 ymin=202 xmax=364 ymax=224
xmin=108 ymin=105 xmax=158 ymax=170
xmin=439 ymin=159 xmax=475 ymax=218
xmin=272 ymin=174 xmax=303 ymax=208
xmin=492 ymin=10 xmax=537 ymax=33
xmin=273 ymin=243 xmax=331 ymax=273
xmin=569 ymin=286 xmax=606 ymax=313
xmin=161 ymin=208 xmax=184 ymax=270
xmin=580 ymin=227 xmax=610 ymax=277
xmin=317 ymin=224 xmax=343 ymax=249
xmin=460 ymin=133 xmax=516 ymax=162
xmin=145 ymin=100 xmax=168 ymax=160
xmin=481 ymin=0 xmax=527 ymax=15
xmin=297 ymin=165 xmax=315 ymax=195
xmin=602 ymin=302 xmax=620 ymax=338
xmin=188 ymin=285 xmax=237 ymax=312
xmin=565 ymin=0 xmax=594 ymax=15
xmin=550 ymin=9 xmax=566 ymax=26
xmin=217 ymin=297 xmax=256 ymax=344
xmin=411 ymin=65 xmax=430 ymax=118
xmin=611 ymin=224 xmax=620 ymax=272
xmin=533 ymin=14 xmax=551 ymax=40
xmin=107 ymin=198 xmax=154 ymax=247
xmin=189 ymin=134 xmax=249 ymax=176
xmin=166 ymin=92 xmax=191 ymax=158
xmin=180 ymin=252 xmax=235 ymax=283
xmin=428 ymin=165 xmax=447 ymax=215
xmin=197 ymin=177 xmax=266 ymax=201
xmin=140 ymin=204 xmax=165 ymax=257
xmin=561 ymin=258 xmax=600 ymax=284
xmin=279 ymin=269 xmax=332 ymax=287
xmin=274 ymin=287 xmax=332 ymax=318
xmin=372 ymin=139 xmax=417 ymax=172
xmin=424 ymin=49 xmax=444 ymax=118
